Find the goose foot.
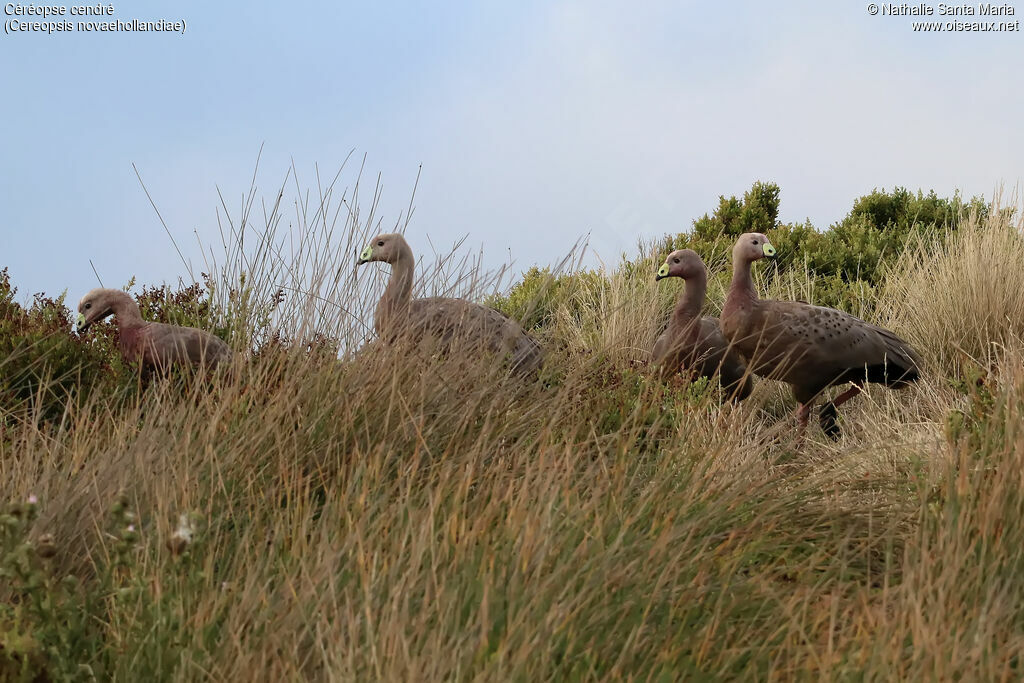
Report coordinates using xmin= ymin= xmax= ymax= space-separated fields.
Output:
xmin=819 ymin=402 xmax=841 ymax=440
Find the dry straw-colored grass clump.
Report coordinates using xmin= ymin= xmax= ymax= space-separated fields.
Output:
xmin=887 ymin=198 xmax=1024 ymax=378
xmin=2 ymin=169 xmax=1024 ymax=680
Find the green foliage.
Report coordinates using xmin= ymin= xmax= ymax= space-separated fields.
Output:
xmin=494 ymin=184 xmax=987 ymax=322
xmin=697 ymin=185 xmax=982 ymax=310
xmin=1 ymin=495 xmax=99 ymax=681
xmin=135 ymin=281 xmax=217 ymax=331
xmin=488 ymin=266 xmax=608 ymax=334
xmin=0 ymin=269 xmax=127 ymax=423
xmin=808 ymin=188 xmax=983 ymax=287
xmin=660 ymin=184 xmax=983 ymax=312
xmin=0 ymin=491 xmax=213 ymax=682
xmin=944 ymin=362 xmax=1010 ymax=458
xmin=649 ymin=181 xmax=786 ymax=274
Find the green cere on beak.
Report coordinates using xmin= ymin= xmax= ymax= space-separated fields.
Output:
xmin=656 ymin=264 xmax=670 ymax=280
xmin=762 ymin=243 xmax=776 ymax=258
xmin=76 ymin=313 xmax=86 ymax=329
xmin=358 ymin=245 xmax=373 ymax=263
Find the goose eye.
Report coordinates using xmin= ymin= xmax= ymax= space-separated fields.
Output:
xmin=752 ymin=240 xmax=759 ymax=245
xmin=85 ymin=302 xmax=92 ymax=310
xmin=673 ymin=258 xmax=680 ymax=264
xmin=377 ymin=240 xmax=385 ymax=247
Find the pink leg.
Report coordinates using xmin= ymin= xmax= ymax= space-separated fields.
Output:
xmin=796 ymin=403 xmax=811 ymax=433
xmin=830 ymin=382 xmax=863 ymax=409
xmin=820 ymin=381 xmax=864 ymax=440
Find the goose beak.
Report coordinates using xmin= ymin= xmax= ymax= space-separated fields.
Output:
xmin=76 ymin=312 xmax=90 ymax=333
xmin=655 ymin=263 xmax=670 ymax=281
xmin=762 ymin=243 xmax=776 ymax=258
xmin=356 ymin=245 xmax=373 ymax=265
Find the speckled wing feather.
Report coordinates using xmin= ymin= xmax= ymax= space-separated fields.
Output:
xmin=739 ymin=300 xmax=921 ymax=396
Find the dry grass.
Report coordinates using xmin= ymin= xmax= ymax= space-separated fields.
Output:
xmin=3 ymin=179 xmax=1024 ymax=681
xmin=887 ymin=198 xmax=1024 ymax=379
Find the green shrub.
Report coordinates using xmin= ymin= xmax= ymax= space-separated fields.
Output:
xmin=658 ymin=184 xmax=984 ymax=311
xmin=0 ymin=270 xmax=128 ymax=423
xmin=494 ymin=184 xmax=987 ymax=324
xmin=0 ymin=492 xmax=209 ymax=681
xmin=0 ymin=494 xmax=100 ymax=681
xmin=488 ymin=266 xmax=609 ymax=337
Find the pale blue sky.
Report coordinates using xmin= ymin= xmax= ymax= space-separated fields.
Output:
xmin=2 ymin=1 xmax=1022 ymax=300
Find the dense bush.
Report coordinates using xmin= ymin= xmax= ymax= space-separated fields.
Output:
xmin=493 ymin=184 xmax=988 ymax=327
xmin=0 ymin=269 xmax=126 ymax=423
xmin=659 ymin=182 xmax=986 ymax=309
xmin=487 ymin=267 xmax=608 ymax=335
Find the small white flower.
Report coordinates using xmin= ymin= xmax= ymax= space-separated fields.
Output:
xmin=167 ymin=513 xmax=195 ymax=556
xmin=173 ymin=514 xmax=193 ymax=543
xmin=26 ymin=495 xmax=38 ymax=505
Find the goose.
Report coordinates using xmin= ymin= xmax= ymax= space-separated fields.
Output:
xmin=652 ymin=248 xmax=752 ymax=401
xmin=356 ymin=233 xmax=543 ymax=376
xmin=76 ymin=288 xmax=232 ymax=371
xmin=720 ymin=233 xmax=922 ymax=437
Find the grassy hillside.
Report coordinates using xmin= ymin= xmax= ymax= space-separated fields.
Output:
xmin=2 ymin=185 xmax=1024 ymax=680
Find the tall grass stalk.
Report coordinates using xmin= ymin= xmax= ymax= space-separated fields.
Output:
xmin=2 ymin=177 xmax=1024 ymax=680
